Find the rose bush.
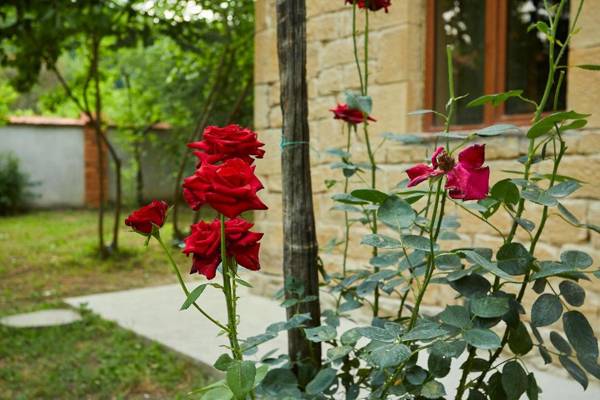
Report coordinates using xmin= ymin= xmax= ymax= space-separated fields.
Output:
xmin=129 ymin=0 xmax=600 ymax=399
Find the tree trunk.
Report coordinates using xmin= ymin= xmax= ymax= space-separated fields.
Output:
xmin=276 ymin=0 xmax=321 ymax=369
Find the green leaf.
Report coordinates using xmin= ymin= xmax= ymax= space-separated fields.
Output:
xmin=331 ymin=193 xmax=368 ymax=205
xmin=559 ymin=280 xmax=585 ymax=307
xmin=450 ymin=274 xmax=491 ymax=298
xmin=476 ymin=124 xmax=521 ymax=137
xmin=325 ymin=147 xmax=351 ymax=158
xmin=304 ymin=325 xmax=337 ymax=342
xmin=357 ymin=326 xmax=397 ymax=342
xmin=370 ymin=252 xmax=401 ymax=268
xmin=521 ymin=188 xmax=558 ymax=206
xmin=527 ymin=373 xmax=539 ymax=400
xmin=490 ymin=179 xmax=520 ymax=205
xmin=378 ymin=195 xmax=416 ymax=230
xmin=361 ymin=234 xmax=401 ymax=249
xmin=345 ymin=91 xmax=372 ymax=114
xmin=438 ymin=305 xmax=472 ymax=329
xmin=340 ymin=328 xmax=362 ymax=346
xmin=471 ymin=296 xmax=510 ymax=318
xmin=421 ymin=380 xmax=446 ymax=399
xmin=180 ymin=284 xmax=207 ymax=310
xmin=530 ymin=261 xmax=576 ymax=280
xmin=559 ymin=356 xmax=588 ymax=389
xmin=560 ymin=250 xmax=593 ymax=269
xmin=401 ymin=234 xmax=434 ymax=251
xmin=428 ymin=352 xmax=452 ymax=378
xmin=327 ymin=345 xmax=352 ymax=362
xmin=436 ymin=253 xmax=462 ymax=270
xmin=527 ymin=111 xmax=590 ymax=139
xmin=235 ymin=278 xmax=253 ymax=288
xmin=502 ymin=361 xmax=528 ymax=400
xmin=402 ymin=321 xmax=449 ymax=341
xmin=462 ymin=250 xmax=515 ymax=281
xmin=431 ymin=340 xmax=467 ymax=358
xmin=508 ymin=322 xmax=533 ymax=355
xmin=305 ymin=368 xmax=337 ymax=395
xmin=531 ymin=294 xmax=563 ymax=327
xmin=368 ymin=343 xmax=411 ymax=369
xmin=214 ymin=354 xmax=234 ymax=371
xmin=563 ymin=311 xmax=599 ymax=359
xmin=464 ymin=328 xmax=501 ymax=350
xmin=497 ymin=242 xmax=532 ymax=275
xmin=226 ymin=361 xmax=256 ymax=400
xmin=577 ymin=64 xmax=600 ymax=71
xmin=200 ymin=385 xmax=233 ymax=400
xmin=550 ymin=331 xmax=572 ymax=355
xmin=467 ymin=90 xmax=523 ymax=108
xmin=350 ymin=188 xmax=388 ymax=204
xmin=547 ymin=180 xmax=581 ymax=198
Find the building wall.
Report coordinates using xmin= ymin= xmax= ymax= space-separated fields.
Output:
xmin=252 ymin=0 xmax=600 ymax=321
xmin=0 ymin=124 xmax=86 ymax=207
xmin=0 ymin=120 xmax=175 ymax=208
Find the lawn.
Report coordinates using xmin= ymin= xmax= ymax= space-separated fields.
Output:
xmin=0 ymin=209 xmax=211 ymax=399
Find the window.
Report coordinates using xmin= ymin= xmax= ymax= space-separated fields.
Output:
xmin=424 ymin=0 xmax=570 ymax=128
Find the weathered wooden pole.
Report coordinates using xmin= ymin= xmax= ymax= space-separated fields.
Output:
xmin=276 ymin=0 xmax=322 ymax=369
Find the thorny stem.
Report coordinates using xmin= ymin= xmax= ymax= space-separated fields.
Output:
xmin=351 ymin=2 xmax=365 ymax=94
xmin=342 ymin=123 xmax=353 ymax=276
xmin=220 ymin=214 xmax=243 ymax=361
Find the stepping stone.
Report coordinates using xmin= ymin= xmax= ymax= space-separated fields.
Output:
xmin=0 ymin=309 xmax=81 ymax=328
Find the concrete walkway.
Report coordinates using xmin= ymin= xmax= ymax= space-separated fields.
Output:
xmin=65 ymin=283 xmax=600 ymax=399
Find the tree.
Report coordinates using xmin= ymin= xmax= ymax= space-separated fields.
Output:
xmin=0 ymin=0 xmax=147 ymax=257
xmin=276 ymin=0 xmax=322 ymax=372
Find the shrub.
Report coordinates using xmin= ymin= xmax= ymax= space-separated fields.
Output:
xmin=0 ymin=152 xmax=33 ymax=215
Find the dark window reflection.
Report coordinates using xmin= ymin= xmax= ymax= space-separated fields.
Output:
xmin=506 ymin=0 xmax=569 ymax=114
xmin=434 ymin=0 xmax=485 ymax=126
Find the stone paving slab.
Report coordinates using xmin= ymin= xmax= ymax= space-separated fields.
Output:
xmin=0 ymin=309 xmax=81 ymax=328
xmin=65 ymin=283 xmax=600 ymax=399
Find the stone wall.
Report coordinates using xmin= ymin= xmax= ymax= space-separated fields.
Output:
xmin=252 ymin=1 xmax=600 ymax=323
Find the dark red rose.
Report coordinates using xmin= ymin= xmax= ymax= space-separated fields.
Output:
xmin=187 ymin=124 xmax=265 ymax=165
xmin=124 ymin=200 xmax=168 ymax=235
xmin=183 ymin=219 xmax=222 ymax=279
xmin=182 ymin=158 xmax=267 ymax=218
xmin=330 ymin=103 xmax=376 ymax=125
xmin=345 ymin=0 xmax=391 ymax=12
xmin=183 ymin=217 xmax=263 ymax=280
xmin=225 ymin=218 xmax=263 ymax=272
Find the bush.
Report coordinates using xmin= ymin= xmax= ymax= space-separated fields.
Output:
xmin=0 ymin=152 xmax=33 ymax=215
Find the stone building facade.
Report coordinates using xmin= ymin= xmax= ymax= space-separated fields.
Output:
xmin=252 ymin=1 xmax=600 ymax=323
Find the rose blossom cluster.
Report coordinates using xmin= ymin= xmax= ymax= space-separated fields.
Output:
xmin=182 ymin=124 xmax=266 ymax=279
xmin=125 ymin=124 xmax=267 ymax=280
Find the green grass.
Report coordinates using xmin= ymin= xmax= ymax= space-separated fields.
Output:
xmin=0 ymin=310 xmax=208 ymax=399
xmin=0 ymin=209 xmax=194 ymax=314
xmin=0 ymin=209 xmax=212 ymax=398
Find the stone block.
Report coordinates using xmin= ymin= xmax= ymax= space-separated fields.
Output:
xmin=373 ymin=24 xmax=423 ymax=84
xmin=568 ymin=47 xmax=600 ymax=128
xmin=570 ymin=0 xmax=600 ymax=49
xmin=254 ymin=29 xmax=279 ymax=84
xmin=321 ymin=37 xmax=362 ymax=70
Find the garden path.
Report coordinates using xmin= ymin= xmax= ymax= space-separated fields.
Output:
xmin=65 ymin=284 xmax=600 ymax=398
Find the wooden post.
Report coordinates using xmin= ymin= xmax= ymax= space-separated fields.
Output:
xmin=276 ymin=0 xmax=322 ymax=369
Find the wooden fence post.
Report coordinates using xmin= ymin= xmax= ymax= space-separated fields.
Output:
xmin=275 ymin=0 xmax=322 ymax=370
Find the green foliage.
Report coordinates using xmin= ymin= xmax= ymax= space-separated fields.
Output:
xmin=0 ymin=152 xmax=33 ymax=215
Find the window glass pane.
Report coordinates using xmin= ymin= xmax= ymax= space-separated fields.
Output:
xmin=506 ymin=0 xmax=569 ymax=114
xmin=434 ymin=0 xmax=485 ymax=126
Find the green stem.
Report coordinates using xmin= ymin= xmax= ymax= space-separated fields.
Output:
xmin=363 ymin=7 xmax=369 ymax=95
xmin=342 ymin=123 xmax=353 ymax=276
xmin=155 ymin=234 xmax=229 ymax=333
xmin=351 ymin=2 xmax=365 ymax=94
xmin=220 ymin=214 xmax=243 ymax=360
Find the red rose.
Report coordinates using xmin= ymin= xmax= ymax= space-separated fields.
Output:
xmin=183 ymin=219 xmax=222 ymax=279
xmin=330 ymin=103 xmax=376 ymax=125
xmin=182 ymin=158 xmax=268 ymax=218
xmin=187 ymin=124 xmax=265 ymax=165
xmin=183 ymin=217 xmax=263 ymax=279
xmin=345 ymin=0 xmax=391 ymax=12
xmin=124 ymin=200 xmax=169 ymax=235
xmin=225 ymin=218 xmax=263 ymax=273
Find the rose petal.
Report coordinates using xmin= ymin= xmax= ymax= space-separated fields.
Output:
xmin=458 ymin=144 xmax=486 ymax=169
